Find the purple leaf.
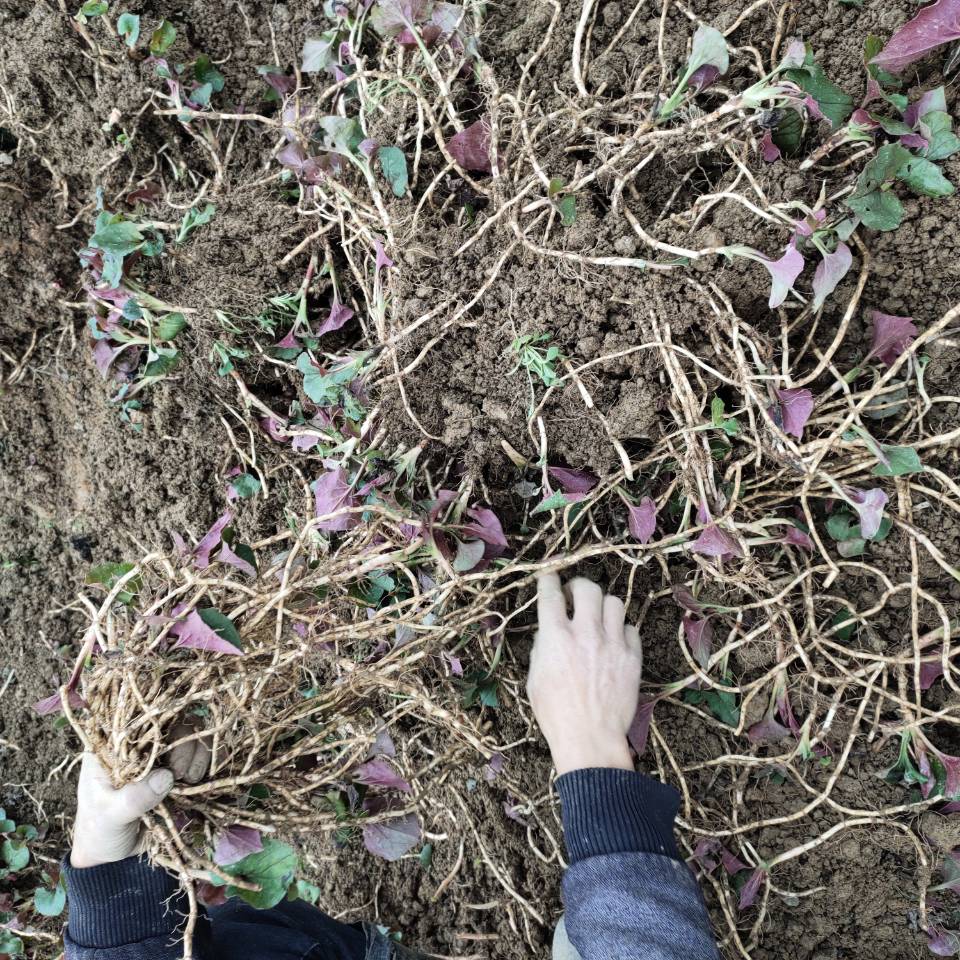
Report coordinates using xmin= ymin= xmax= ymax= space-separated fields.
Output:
xmin=904 ymin=86 xmax=946 ymax=128
xmin=359 ymin=137 xmax=379 ymax=157
xmin=928 ymin=928 xmax=960 ymax=957
xmin=847 ymin=487 xmax=889 ymax=539
xmin=691 ymin=838 xmax=721 ymax=874
xmin=760 ymin=129 xmax=781 ymax=163
xmin=260 ymin=416 xmax=288 ymax=442
xmin=547 ymin=466 xmax=598 ymax=494
xmin=772 ymin=387 xmax=814 ymax=440
xmin=627 ymin=497 xmax=657 ymax=543
xmin=503 ymin=798 xmax=528 ymax=825
xmin=811 ymin=242 xmax=853 ymax=311
xmin=92 ymin=339 xmax=122 ymax=378
xmin=317 ymin=301 xmax=354 ymax=337
xmin=627 ymin=699 xmax=656 ymax=757
xmin=870 ymin=0 xmax=960 ymax=75
xmin=353 ymin=759 xmax=412 ymax=794
xmin=446 ymin=118 xmax=493 ymax=173
xmin=313 ymin=468 xmax=359 ymax=531
xmin=672 ymin=584 xmax=703 ymax=614
xmin=33 ymin=688 xmax=86 ymax=717
xmin=803 ymin=94 xmax=826 ymax=123
xmin=689 ymin=64 xmax=720 ymax=94
xmin=362 ymin=812 xmax=420 ymax=861
xmin=213 ymin=826 xmax=263 ymax=866
xmin=373 ymin=238 xmax=393 ymax=272
xmin=443 ymin=650 xmax=463 ymax=676
xmin=369 ymin=728 xmax=397 ymax=758
xmin=217 ymin=541 xmax=256 ymax=578
xmin=936 ymin=751 xmax=960 ymax=798
xmin=682 ymin=615 xmax=713 ymax=670
xmin=195 ymin=512 xmax=233 ymax=569
xmin=763 ymin=240 xmax=805 ymax=309
xmin=738 ymin=867 xmax=765 ymax=910
xmin=921 ymin=654 xmax=945 ymax=691
xmin=691 ymin=524 xmax=744 ymax=560
xmin=782 ymin=526 xmax=814 ymax=551
xmin=869 ymin=311 xmax=918 ymax=367
xmin=901 ymin=132 xmax=929 ymax=149
xmin=464 ymin=506 xmax=508 ymax=558
xmin=274 ymin=329 xmax=299 ymax=351
xmin=721 ymin=848 xmax=749 ymax=875
xmin=484 ymin=753 xmax=504 ymax=782
xmin=747 ymin=716 xmax=791 ymax=743
xmin=170 ymin=610 xmax=243 ymax=655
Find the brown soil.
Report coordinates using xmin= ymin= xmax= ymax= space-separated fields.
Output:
xmin=3 ymin=0 xmax=959 ymax=958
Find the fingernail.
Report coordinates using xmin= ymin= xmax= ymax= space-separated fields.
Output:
xmin=148 ymin=769 xmax=174 ymax=795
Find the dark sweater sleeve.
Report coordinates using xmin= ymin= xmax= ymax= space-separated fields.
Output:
xmin=557 ymin=769 xmax=720 ymax=960
xmin=62 ymin=855 xmax=213 ymax=960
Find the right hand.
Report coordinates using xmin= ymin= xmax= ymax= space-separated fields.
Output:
xmin=527 ymin=572 xmax=643 ymax=776
xmin=70 ymin=724 xmax=210 ymax=869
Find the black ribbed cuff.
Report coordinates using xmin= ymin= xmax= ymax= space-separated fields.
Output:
xmin=63 ymin=855 xmax=189 ymax=947
xmin=556 ymin=768 xmax=681 ymax=863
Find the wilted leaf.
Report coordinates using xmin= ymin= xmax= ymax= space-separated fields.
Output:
xmin=811 ymin=242 xmax=853 ymax=311
xmin=738 ymin=867 xmax=765 ymax=910
xmin=870 ymin=0 xmax=960 ymax=75
xmin=194 ymin=511 xmax=233 ymax=568
xmin=317 ymin=301 xmax=355 ymax=338
xmin=447 ymin=118 xmax=492 ymax=172
xmin=33 ymin=688 xmax=86 ymax=717
xmin=213 ymin=826 xmax=263 ymax=866
xmin=760 ymin=129 xmax=782 ymax=163
xmin=763 ymin=241 xmax=805 ymax=309
xmin=353 ymin=759 xmax=412 ymax=794
xmin=217 ymin=540 xmax=257 ymax=578
xmin=872 ymin=445 xmax=923 ymax=477
xmin=659 ymin=24 xmax=728 ymax=116
xmin=313 ymin=467 xmax=359 ymax=531
xmin=378 ymin=145 xmax=409 ymax=197
xmin=928 ymin=928 xmax=960 ymax=957
xmin=362 ymin=812 xmax=420 ymax=861
xmin=463 ymin=506 xmax=508 ymax=557
xmin=783 ymin=526 xmax=814 ymax=550
xmin=747 ymin=716 xmax=791 ymax=743
xmin=627 ymin=497 xmax=658 ymax=543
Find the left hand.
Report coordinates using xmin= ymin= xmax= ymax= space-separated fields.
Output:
xmin=70 ymin=726 xmax=210 ymax=869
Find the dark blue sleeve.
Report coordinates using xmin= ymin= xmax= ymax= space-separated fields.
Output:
xmin=557 ymin=769 xmax=720 ymax=960
xmin=62 ymin=856 xmax=214 ymax=960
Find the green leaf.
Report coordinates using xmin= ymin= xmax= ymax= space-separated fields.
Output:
xmin=377 ymin=146 xmax=408 ymax=197
xmin=419 ymin=843 xmax=434 ymax=870
xmin=217 ymin=839 xmax=298 ymax=909
xmin=90 ymin=219 xmax=144 ymax=256
xmin=896 ymin=156 xmax=955 ymax=198
xmin=290 ymin=879 xmax=321 ymax=904
xmin=34 ymin=884 xmax=66 ymax=917
xmin=143 ymin=347 xmax=179 ymax=378
xmin=557 ymin=194 xmax=576 ymax=227
xmin=2 ymin=838 xmax=29 ymax=871
xmin=826 ymin=513 xmax=858 ymax=542
xmin=157 ymin=312 xmax=187 ymax=340
xmin=548 ymin=177 xmax=564 ymax=198
xmin=710 ymin=396 xmax=739 ymax=436
xmin=531 ymin=490 xmax=570 ymax=515
xmin=771 ymin=109 xmax=804 ymax=156
xmin=150 ymin=19 xmax=177 ymax=55
xmin=0 ymin=810 xmax=15 ymax=833
xmin=86 ymin=561 xmax=141 ymax=604
xmin=189 ymin=82 xmax=214 ymax=109
xmin=872 ymin=445 xmax=922 ymax=477
xmin=0 ymin=931 xmax=23 ymax=956
xmin=921 ymin=111 xmax=960 ymax=162
xmin=79 ymin=0 xmax=108 ymax=16
xmin=845 ymin=190 xmax=903 ymax=231
xmin=117 ymin=12 xmax=140 ymax=46
xmin=194 ymin=54 xmax=225 ymax=92
xmin=829 ymin=607 xmax=856 ymax=642
xmin=177 ymin=203 xmax=216 ymax=243
xmin=785 ymin=48 xmax=853 ymax=128
xmin=197 ymin=608 xmax=243 ymax=651
xmin=230 ymin=473 xmax=261 ymax=498
xmin=863 ymin=35 xmax=902 ymax=90
xmin=858 ymin=144 xmax=911 ymax=191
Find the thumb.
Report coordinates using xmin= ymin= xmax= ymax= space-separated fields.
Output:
xmin=113 ymin=768 xmax=174 ymax=821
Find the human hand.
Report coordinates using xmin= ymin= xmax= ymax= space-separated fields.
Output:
xmin=527 ymin=572 xmax=642 ymax=776
xmin=70 ymin=725 xmax=210 ymax=869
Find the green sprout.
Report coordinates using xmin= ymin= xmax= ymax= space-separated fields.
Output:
xmin=510 ymin=333 xmax=563 ymax=388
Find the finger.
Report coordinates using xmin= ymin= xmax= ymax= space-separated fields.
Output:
xmin=537 ymin=572 xmax=568 ymax=628
xmin=625 ymin=625 xmax=643 ymax=672
xmin=568 ymin=577 xmax=603 ymax=630
xmin=113 ymin=769 xmax=174 ymax=820
xmin=185 ymin=738 xmax=211 ymax=784
xmin=602 ymin=594 xmax=626 ymax=642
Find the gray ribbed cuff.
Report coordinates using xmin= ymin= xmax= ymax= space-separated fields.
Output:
xmin=63 ymin=855 xmax=189 ymax=947
xmin=556 ymin=768 xmax=681 ymax=863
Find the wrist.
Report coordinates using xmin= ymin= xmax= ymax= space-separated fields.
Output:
xmin=550 ymin=735 xmax=633 ymax=776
